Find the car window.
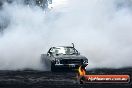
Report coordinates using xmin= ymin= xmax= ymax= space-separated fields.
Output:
xmin=50 ymin=47 xmax=78 ymax=55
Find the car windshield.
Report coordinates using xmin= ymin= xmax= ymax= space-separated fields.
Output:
xmin=50 ymin=47 xmax=78 ymax=55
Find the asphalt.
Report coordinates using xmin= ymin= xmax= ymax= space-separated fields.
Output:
xmin=0 ymin=68 xmax=131 ymax=88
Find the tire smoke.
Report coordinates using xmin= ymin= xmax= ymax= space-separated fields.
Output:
xmin=0 ymin=0 xmax=132 ymax=70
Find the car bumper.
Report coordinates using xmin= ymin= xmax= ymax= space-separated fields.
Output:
xmin=55 ymin=64 xmax=88 ymax=69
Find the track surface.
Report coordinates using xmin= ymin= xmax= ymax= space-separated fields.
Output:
xmin=0 ymin=68 xmax=132 ymax=88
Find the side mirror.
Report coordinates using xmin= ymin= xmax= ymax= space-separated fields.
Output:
xmin=78 ymin=52 xmax=80 ymax=55
xmin=47 ymin=53 xmax=51 ymax=56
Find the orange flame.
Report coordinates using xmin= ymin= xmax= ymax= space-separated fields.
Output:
xmin=78 ymin=66 xmax=86 ymax=76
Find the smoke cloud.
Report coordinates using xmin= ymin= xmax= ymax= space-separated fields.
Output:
xmin=0 ymin=0 xmax=132 ymax=70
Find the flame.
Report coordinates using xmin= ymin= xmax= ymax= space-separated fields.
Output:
xmin=78 ymin=66 xmax=86 ymax=76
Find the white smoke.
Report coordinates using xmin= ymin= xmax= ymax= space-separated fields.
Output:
xmin=0 ymin=0 xmax=132 ymax=70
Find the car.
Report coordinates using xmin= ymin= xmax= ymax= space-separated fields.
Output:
xmin=41 ymin=43 xmax=88 ymax=71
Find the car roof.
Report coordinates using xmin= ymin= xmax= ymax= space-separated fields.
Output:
xmin=52 ymin=46 xmax=74 ymax=48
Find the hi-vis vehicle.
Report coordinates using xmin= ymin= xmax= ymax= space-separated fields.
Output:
xmin=41 ymin=43 xmax=88 ymax=71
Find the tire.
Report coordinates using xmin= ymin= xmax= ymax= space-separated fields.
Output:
xmin=51 ymin=62 xmax=56 ymax=72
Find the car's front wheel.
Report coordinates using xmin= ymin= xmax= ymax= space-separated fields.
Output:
xmin=51 ymin=62 xmax=56 ymax=72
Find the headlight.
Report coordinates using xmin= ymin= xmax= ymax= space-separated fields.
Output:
xmin=55 ymin=59 xmax=60 ymax=64
xmin=83 ymin=59 xmax=88 ymax=63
